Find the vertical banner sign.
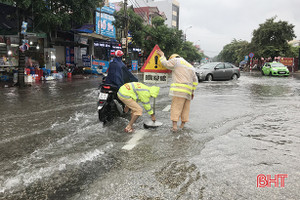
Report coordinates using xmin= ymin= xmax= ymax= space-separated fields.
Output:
xmin=66 ymin=47 xmax=70 ymax=65
xmin=95 ymin=10 xmax=101 ymax=35
xmin=128 ymin=32 xmax=133 ymax=45
xmin=70 ymin=48 xmax=74 ymax=64
xmin=132 ymin=60 xmax=138 ymax=71
xmin=96 ymin=4 xmax=116 ymax=38
xmin=66 ymin=47 xmax=74 ymax=66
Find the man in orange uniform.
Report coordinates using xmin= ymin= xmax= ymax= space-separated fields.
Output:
xmin=157 ymin=50 xmax=198 ymax=131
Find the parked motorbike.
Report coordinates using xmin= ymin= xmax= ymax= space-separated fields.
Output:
xmin=97 ymin=83 xmax=124 ymax=124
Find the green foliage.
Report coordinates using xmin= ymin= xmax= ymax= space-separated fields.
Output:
xmin=179 ymin=41 xmax=202 ymax=62
xmin=114 ymin=10 xmax=201 ymax=62
xmin=143 ymin=18 xmax=183 ymax=57
xmin=114 ymin=6 xmax=145 ymax=47
xmin=288 ymin=46 xmax=300 ymax=57
xmin=218 ymin=39 xmax=250 ymax=64
xmin=218 ymin=17 xmax=296 ymax=63
xmin=151 ymin=16 xmax=164 ymax=27
xmin=6 ymin=0 xmax=102 ymax=32
xmin=251 ymin=17 xmax=296 ymax=58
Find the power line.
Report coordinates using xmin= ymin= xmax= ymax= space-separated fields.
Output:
xmin=129 ymin=0 xmax=148 ymax=22
xmin=128 ymin=0 xmax=148 ymax=21
xmin=130 ymin=0 xmax=153 ymax=23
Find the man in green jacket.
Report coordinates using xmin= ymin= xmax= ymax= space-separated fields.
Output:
xmin=117 ymin=82 xmax=160 ymax=133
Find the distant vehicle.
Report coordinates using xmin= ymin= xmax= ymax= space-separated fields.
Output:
xmin=192 ymin=61 xmax=200 ymax=66
xmin=239 ymin=60 xmax=247 ymax=70
xmin=195 ymin=62 xmax=240 ymax=82
xmin=261 ymin=62 xmax=290 ymax=76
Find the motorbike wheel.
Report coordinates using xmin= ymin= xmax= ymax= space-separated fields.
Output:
xmin=98 ymin=110 xmax=107 ymax=123
xmin=98 ymin=102 xmax=111 ymax=123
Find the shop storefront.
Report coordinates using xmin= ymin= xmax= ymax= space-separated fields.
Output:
xmin=49 ymin=31 xmax=91 ymax=76
xmin=25 ymin=36 xmax=45 ymax=68
xmin=0 ymin=35 xmax=19 ymax=82
xmin=93 ymin=39 xmax=122 ymax=73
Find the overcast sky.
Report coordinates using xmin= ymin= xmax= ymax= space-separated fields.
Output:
xmin=110 ymin=0 xmax=300 ymax=57
xmin=179 ymin=0 xmax=300 ymax=57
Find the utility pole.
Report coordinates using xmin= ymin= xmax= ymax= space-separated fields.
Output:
xmin=16 ymin=5 xmax=25 ymax=87
xmin=123 ymin=0 xmax=129 ymax=59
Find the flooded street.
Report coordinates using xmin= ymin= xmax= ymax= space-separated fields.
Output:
xmin=1 ymin=72 xmax=300 ymax=200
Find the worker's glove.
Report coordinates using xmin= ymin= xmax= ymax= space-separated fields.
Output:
xmin=151 ymin=114 xmax=156 ymax=122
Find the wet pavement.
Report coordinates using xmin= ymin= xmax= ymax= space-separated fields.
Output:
xmin=0 ymin=72 xmax=300 ymax=200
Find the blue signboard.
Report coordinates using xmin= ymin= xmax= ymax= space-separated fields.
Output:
xmin=92 ymin=59 xmax=109 ymax=74
xmin=132 ymin=60 xmax=138 ymax=71
xmin=95 ymin=4 xmax=116 ymax=38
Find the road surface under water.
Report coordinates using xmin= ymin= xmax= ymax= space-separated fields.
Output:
xmin=0 ymin=72 xmax=300 ymax=199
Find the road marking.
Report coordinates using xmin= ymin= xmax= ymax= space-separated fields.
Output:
xmin=162 ymin=105 xmax=171 ymax=112
xmin=122 ymin=130 xmax=148 ymax=150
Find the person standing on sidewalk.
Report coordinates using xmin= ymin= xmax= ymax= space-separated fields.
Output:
xmin=157 ymin=50 xmax=198 ymax=131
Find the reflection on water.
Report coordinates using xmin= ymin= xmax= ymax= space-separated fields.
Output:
xmin=250 ymin=84 xmax=289 ymax=96
xmin=1 ymin=72 xmax=300 ymax=199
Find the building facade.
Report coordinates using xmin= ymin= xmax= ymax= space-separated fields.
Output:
xmin=133 ymin=0 xmax=180 ymax=29
xmin=134 ymin=6 xmax=167 ymax=26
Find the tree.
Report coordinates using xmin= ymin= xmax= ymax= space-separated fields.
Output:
xmin=289 ymin=46 xmax=300 ymax=57
xmin=251 ymin=17 xmax=296 ymax=58
xmin=4 ymin=0 xmax=102 ymax=33
xmin=218 ymin=39 xmax=250 ymax=65
xmin=179 ymin=41 xmax=202 ymax=62
xmin=114 ymin=6 xmax=145 ymax=47
xmin=143 ymin=16 xmax=183 ymax=57
xmin=113 ymin=12 xmax=200 ymax=62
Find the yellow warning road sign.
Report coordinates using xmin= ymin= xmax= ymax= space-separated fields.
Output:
xmin=140 ymin=45 xmax=171 ymax=73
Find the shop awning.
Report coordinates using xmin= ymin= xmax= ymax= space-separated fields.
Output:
xmin=73 ymin=24 xmax=94 ymax=33
xmin=79 ymin=32 xmax=110 ymax=41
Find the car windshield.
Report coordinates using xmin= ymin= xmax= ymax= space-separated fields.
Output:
xmin=271 ymin=63 xmax=285 ymax=67
xmin=200 ymin=63 xmax=218 ymax=69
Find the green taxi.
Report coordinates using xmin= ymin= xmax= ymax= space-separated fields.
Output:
xmin=261 ymin=62 xmax=290 ymax=76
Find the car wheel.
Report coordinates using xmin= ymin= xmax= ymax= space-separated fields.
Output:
xmin=206 ymin=74 xmax=213 ymax=81
xmin=269 ymin=71 xmax=272 ymax=76
xmin=197 ymin=75 xmax=201 ymax=83
xmin=232 ymin=74 xmax=238 ymax=80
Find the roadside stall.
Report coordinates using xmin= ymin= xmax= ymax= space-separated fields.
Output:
xmin=0 ymin=36 xmax=18 ymax=82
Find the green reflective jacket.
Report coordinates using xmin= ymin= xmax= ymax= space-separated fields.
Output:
xmin=118 ymin=82 xmax=160 ymax=115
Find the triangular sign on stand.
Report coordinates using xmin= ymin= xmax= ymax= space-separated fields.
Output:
xmin=140 ymin=45 xmax=171 ymax=73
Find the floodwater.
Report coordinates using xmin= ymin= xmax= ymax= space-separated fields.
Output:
xmin=0 ymin=72 xmax=300 ymax=200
